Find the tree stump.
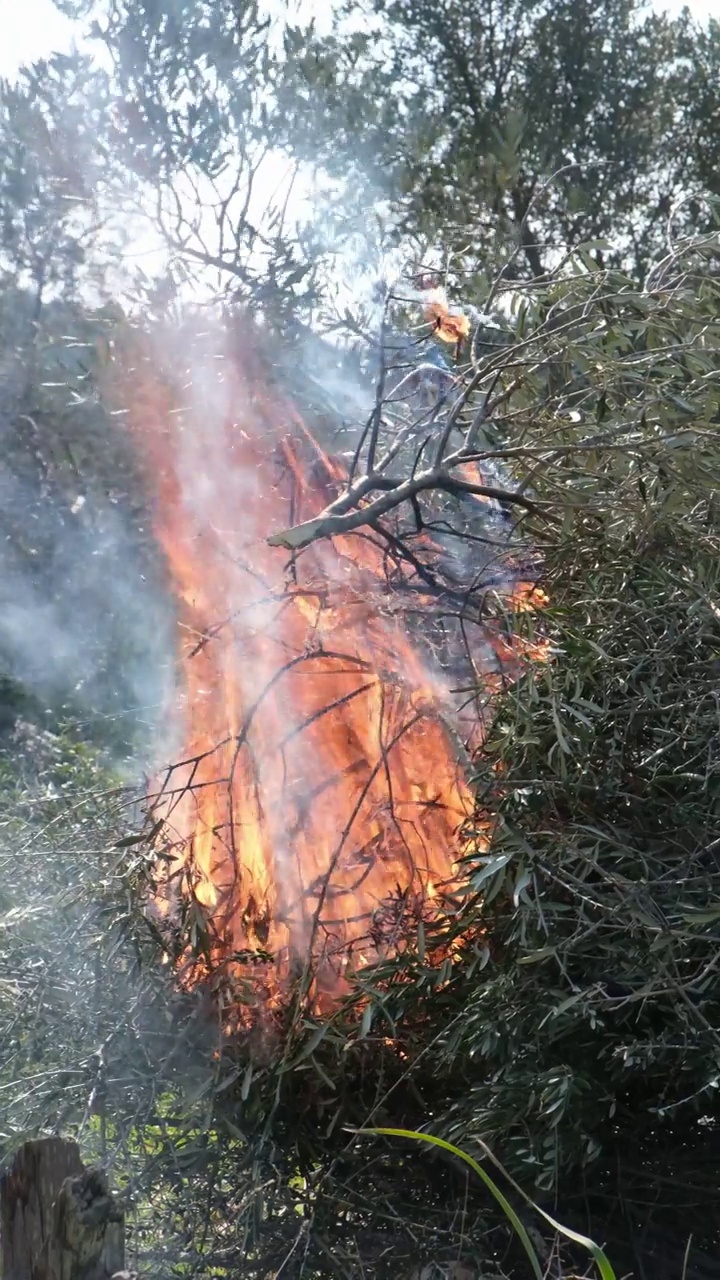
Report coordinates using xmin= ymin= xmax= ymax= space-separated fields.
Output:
xmin=0 ymin=1137 xmax=125 ymax=1280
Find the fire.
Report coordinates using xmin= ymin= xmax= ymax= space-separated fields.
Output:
xmin=116 ymin=319 xmax=543 ymax=1018
xmin=421 ymin=286 xmax=470 ymax=344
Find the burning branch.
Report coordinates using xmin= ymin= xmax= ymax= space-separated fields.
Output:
xmin=117 ymin=310 xmax=548 ymax=1019
xmin=266 ymin=282 xmax=558 ymax=552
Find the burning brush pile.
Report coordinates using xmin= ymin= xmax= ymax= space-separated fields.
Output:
xmin=118 ymin=299 xmax=546 ymax=1025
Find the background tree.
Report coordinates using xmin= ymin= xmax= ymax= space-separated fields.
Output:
xmin=273 ymin=0 xmax=718 ymax=288
xmin=54 ymin=0 xmax=720 ymax=315
xmin=54 ymin=0 xmax=334 ymax=326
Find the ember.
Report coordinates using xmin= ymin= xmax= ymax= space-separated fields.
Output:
xmin=119 ymin=321 xmax=541 ymax=1018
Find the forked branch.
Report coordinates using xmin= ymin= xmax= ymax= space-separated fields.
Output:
xmin=267 ymin=465 xmax=547 ymax=550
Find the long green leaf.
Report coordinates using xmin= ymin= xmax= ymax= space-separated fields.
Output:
xmin=359 ymin=1127 xmax=617 ymax=1280
xmin=358 ymin=1127 xmax=543 ymax=1280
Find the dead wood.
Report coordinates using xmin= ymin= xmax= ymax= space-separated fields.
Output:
xmin=0 ymin=1137 xmax=125 ymax=1280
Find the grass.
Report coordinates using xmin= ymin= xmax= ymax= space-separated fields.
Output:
xmin=360 ymin=1127 xmax=617 ymax=1280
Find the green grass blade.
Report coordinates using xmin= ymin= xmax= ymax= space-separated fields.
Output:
xmin=358 ymin=1127 xmax=544 ymax=1280
xmin=359 ymin=1126 xmax=617 ymax=1280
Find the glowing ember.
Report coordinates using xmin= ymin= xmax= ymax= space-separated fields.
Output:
xmin=115 ymin=320 xmax=542 ymax=1017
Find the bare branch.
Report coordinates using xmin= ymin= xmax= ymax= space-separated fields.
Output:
xmin=267 ymin=468 xmax=549 ymax=551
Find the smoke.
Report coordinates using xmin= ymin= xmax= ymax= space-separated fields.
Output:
xmin=0 ymin=480 xmax=174 ymax=752
xmin=0 ymin=314 xmax=175 ymax=764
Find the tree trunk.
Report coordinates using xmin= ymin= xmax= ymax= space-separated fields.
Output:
xmin=0 ymin=1137 xmax=125 ymax=1280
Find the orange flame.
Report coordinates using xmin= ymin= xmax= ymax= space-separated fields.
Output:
xmin=116 ymin=320 xmax=542 ymax=1018
xmin=422 ymin=287 xmax=470 ymax=344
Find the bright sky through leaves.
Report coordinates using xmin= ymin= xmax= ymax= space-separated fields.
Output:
xmin=0 ymin=0 xmax=77 ymax=79
xmin=0 ymin=0 xmax=717 ymax=83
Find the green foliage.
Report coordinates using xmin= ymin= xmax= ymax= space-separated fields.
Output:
xmin=62 ymin=0 xmax=330 ymax=321
xmin=46 ymin=0 xmax=720 ymax=312
xmin=0 ymin=725 xmax=138 ymax=1148
xmin=273 ymin=0 xmax=719 ymax=284
xmin=296 ymin=243 xmax=719 ymax=1274
xmin=0 ymin=52 xmax=110 ymax=296
xmin=180 ymin=236 xmax=719 ymax=1274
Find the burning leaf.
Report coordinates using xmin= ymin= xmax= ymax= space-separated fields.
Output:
xmin=422 ymin=287 xmax=471 ymax=344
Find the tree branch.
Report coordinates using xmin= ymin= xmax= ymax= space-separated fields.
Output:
xmin=267 ymin=467 xmax=549 ymax=551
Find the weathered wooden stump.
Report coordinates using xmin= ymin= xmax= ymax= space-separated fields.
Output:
xmin=0 ymin=1137 xmax=126 ymax=1280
